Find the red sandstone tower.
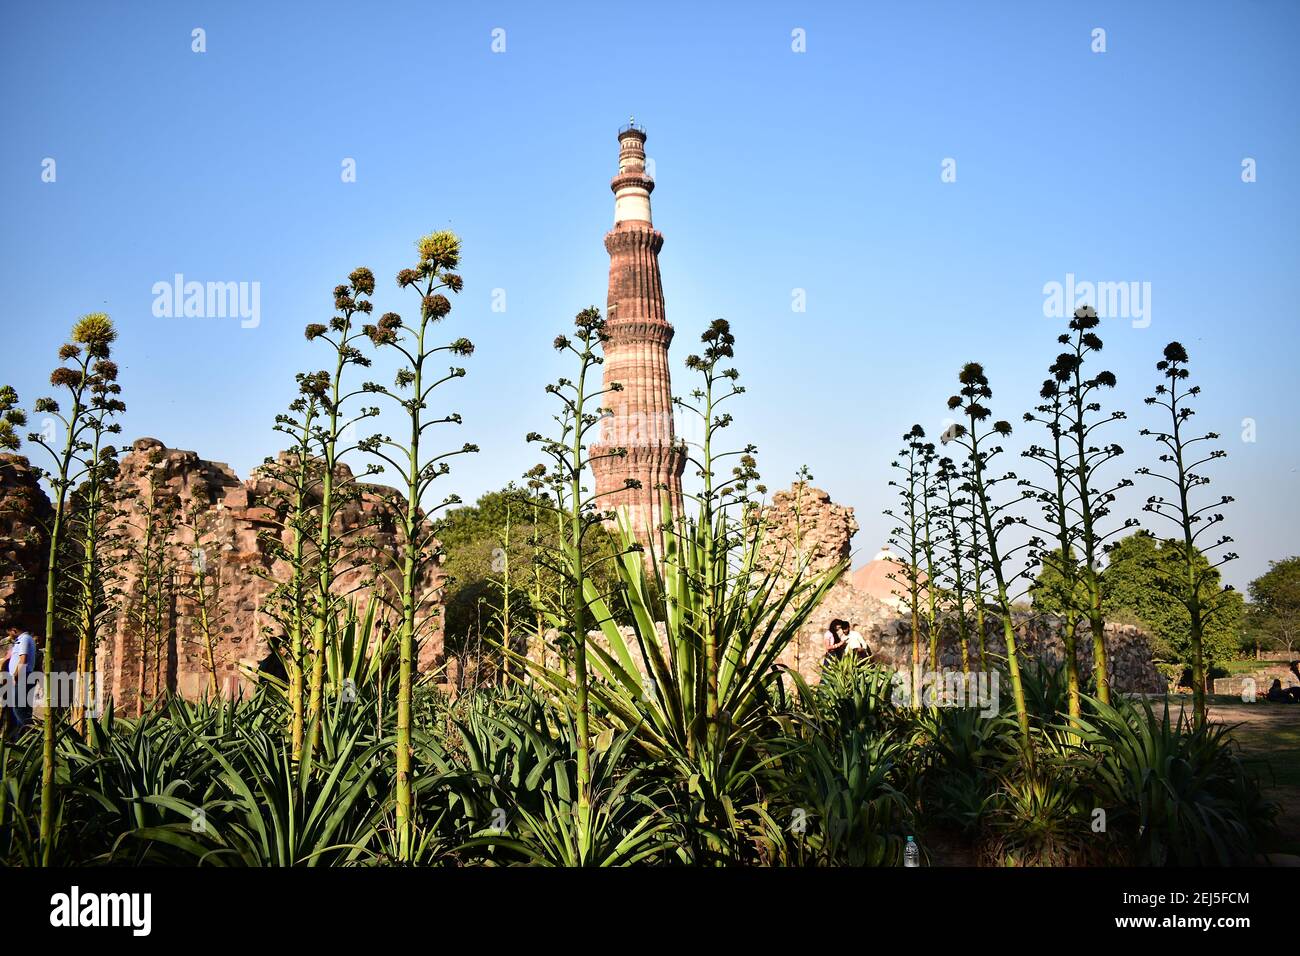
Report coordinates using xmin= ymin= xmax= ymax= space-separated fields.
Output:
xmin=590 ymin=123 xmax=685 ymax=553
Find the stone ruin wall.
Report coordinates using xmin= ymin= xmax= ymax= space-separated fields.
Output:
xmin=0 ymin=439 xmax=446 ymax=712
xmin=755 ymin=483 xmax=1165 ymax=695
xmin=0 ymin=455 xmax=54 ymax=644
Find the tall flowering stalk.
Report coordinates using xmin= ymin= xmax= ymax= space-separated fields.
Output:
xmin=22 ymin=313 xmax=120 ymax=865
xmin=935 ymin=456 xmax=972 ymax=673
xmin=0 ymin=387 xmax=25 ymax=453
xmin=1139 ymin=342 xmax=1237 ymax=727
xmin=361 ymin=231 xmax=475 ymax=861
xmin=1057 ymin=306 xmax=1133 ymax=705
xmin=301 ymin=270 xmax=380 ymax=759
xmin=961 ymin=459 xmax=990 ymax=670
xmin=1023 ymin=369 xmax=1086 ymax=722
xmin=673 ymin=318 xmax=758 ymax=738
xmin=180 ymin=502 xmax=224 ymax=700
xmin=523 ymin=464 xmax=552 ymax=663
xmin=946 ymin=363 xmax=1035 ymax=761
xmin=122 ymin=454 xmax=178 ymax=716
xmin=524 ymin=306 xmax=631 ymax=860
xmin=59 ymin=357 xmax=124 ymax=731
xmin=255 ymin=387 xmax=322 ymax=757
xmin=885 ymin=426 xmax=932 ymax=706
xmin=918 ymin=447 xmax=943 ymax=670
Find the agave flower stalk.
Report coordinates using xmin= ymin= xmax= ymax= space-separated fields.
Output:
xmin=301 ymin=269 xmax=381 ymax=759
xmin=22 ymin=312 xmax=120 ymax=865
xmin=150 ymin=542 xmax=177 ymax=704
xmin=787 ymin=464 xmax=815 ymax=570
xmin=884 ymin=426 xmax=933 ymax=706
xmin=935 ymin=457 xmax=972 ymax=673
xmin=918 ymin=448 xmax=944 ymax=670
xmin=59 ymin=359 xmax=124 ymax=731
xmin=359 ymin=232 xmax=476 ymax=862
xmin=1022 ymin=370 xmax=1085 ymax=722
xmin=253 ymin=388 xmax=323 ymax=756
xmin=523 ymin=465 xmax=551 ymax=660
xmin=127 ymin=481 xmax=162 ymax=718
xmin=252 ymin=388 xmax=323 ymax=757
xmin=1138 ymin=342 xmax=1237 ymax=727
xmin=1057 ymin=306 xmax=1135 ymax=705
xmin=946 ymin=363 xmax=1036 ymax=761
xmin=489 ymin=485 xmax=517 ymax=684
xmin=962 ymin=461 xmax=990 ymax=670
xmin=178 ymin=503 xmax=225 ymax=700
xmin=672 ymin=318 xmax=758 ymax=739
xmin=523 ymin=306 xmax=632 ymax=860
xmin=121 ymin=459 xmax=178 ymax=716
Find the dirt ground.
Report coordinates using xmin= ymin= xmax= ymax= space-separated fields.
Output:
xmin=1204 ymin=698 xmax=1300 ymax=863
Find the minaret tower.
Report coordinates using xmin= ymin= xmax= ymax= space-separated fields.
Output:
xmin=591 ymin=121 xmax=685 ymax=553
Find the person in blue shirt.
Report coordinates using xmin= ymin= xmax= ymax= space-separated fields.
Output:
xmin=3 ymin=625 xmax=39 ymax=736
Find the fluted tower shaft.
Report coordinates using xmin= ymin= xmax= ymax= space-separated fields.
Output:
xmin=591 ymin=125 xmax=685 ymax=553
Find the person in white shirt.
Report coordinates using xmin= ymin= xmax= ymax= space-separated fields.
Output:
xmin=4 ymin=626 xmax=39 ymax=735
xmin=844 ymin=624 xmax=869 ymax=658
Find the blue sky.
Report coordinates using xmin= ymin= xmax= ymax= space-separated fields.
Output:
xmin=2 ymin=0 xmax=1296 ymax=590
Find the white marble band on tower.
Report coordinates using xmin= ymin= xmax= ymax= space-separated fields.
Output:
xmin=613 ymin=125 xmax=654 ymax=225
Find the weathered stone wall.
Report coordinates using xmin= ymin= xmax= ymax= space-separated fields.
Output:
xmin=1214 ymin=663 xmax=1300 ymax=697
xmin=755 ymin=484 xmax=857 ymax=581
xmin=97 ymin=438 xmax=447 ymax=711
xmin=0 ymin=455 xmax=53 ymax=639
xmin=0 ymin=441 xmax=446 ymax=711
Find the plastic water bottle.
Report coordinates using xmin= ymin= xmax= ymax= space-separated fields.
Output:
xmin=903 ymin=835 xmax=920 ymax=867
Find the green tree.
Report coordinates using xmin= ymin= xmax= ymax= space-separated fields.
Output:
xmin=1098 ymin=532 xmax=1243 ymax=677
xmin=437 ymin=485 xmax=625 ymax=654
xmin=1248 ymin=556 xmax=1300 ymax=658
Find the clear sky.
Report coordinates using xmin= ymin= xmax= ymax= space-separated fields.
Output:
xmin=2 ymin=0 xmax=1296 ymax=590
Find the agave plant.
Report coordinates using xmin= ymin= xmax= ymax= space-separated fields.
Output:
xmin=519 ymin=508 xmax=841 ymax=859
xmin=568 ymin=514 xmax=839 ymax=762
xmin=248 ymin=601 xmax=400 ymax=740
xmin=127 ymin=712 xmax=388 ymax=867
xmin=1071 ymin=698 xmax=1274 ymax=865
xmin=913 ymin=704 xmax=1018 ymax=836
xmin=0 ymin=731 xmax=49 ymax=865
xmin=461 ymin=725 xmax=673 ymax=867
xmin=983 ymin=763 xmax=1097 ymax=867
xmin=778 ymin=725 xmax=909 ymax=867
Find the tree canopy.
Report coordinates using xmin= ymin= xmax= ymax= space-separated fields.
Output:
xmin=436 ymin=485 xmax=627 ymax=650
xmin=1247 ymin=555 xmax=1300 ymax=657
xmin=1030 ymin=531 xmax=1245 ymax=670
